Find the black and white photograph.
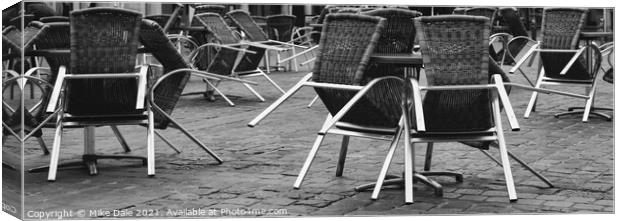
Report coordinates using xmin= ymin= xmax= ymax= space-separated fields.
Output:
xmin=1 ymin=0 xmax=615 ymax=220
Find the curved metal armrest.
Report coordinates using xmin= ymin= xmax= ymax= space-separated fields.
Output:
xmin=46 ymin=65 xmax=150 ymax=113
xmin=147 ymin=68 xmax=258 ymax=115
xmin=255 ymin=40 xmax=310 ymax=50
xmin=508 ymin=39 xmax=540 ymax=73
xmin=317 ymin=76 xmax=405 ymax=135
xmin=409 ymin=78 xmax=425 ymax=132
xmin=559 ymin=43 xmax=601 ymax=76
xmin=243 ymin=41 xmax=289 ymax=52
xmin=418 ymin=76 xmax=520 ymax=131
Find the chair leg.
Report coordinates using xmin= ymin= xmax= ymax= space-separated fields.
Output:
xmin=402 ymin=117 xmax=414 ymax=204
xmin=524 ymin=70 xmax=544 ymax=118
xmin=293 ymin=134 xmax=327 ymax=189
xmin=581 ymin=85 xmax=596 ymax=122
xmin=147 ymin=108 xmax=155 ymax=177
xmin=335 ymin=135 xmax=350 ymax=177
xmin=110 ymin=126 xmax=131 ymax=153
xmin=37 ymin=137 xmax=50 ymax=155
xmin=294 ymin=115 xmax=330 ymax=189
xmin=154 ymin=130 xmax=181 ymax=154
xmin=258 ymin=71 xmax=286 ymax=94
xmin=423 ymin=142 xmax=433 ymax=171
xmin=371 ymin=125 xmax=403 ymax=200
xmin=493 ymin=92 xmax=518 ymax=201
xmin=307 ymin=95 xmax=319 ymax=108
xmin=47 ymin=121 xmax=63 ymax=182
xmin=204 ymin=79 xmax=235 ymax=106
xmin=242 ymin=83 xmax=266 ymax=102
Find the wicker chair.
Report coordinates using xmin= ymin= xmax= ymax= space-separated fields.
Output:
xmin=188 ymin=12 xmax=284 ymax=106
xmin=266 ymin=14 xmax=296 ymax=42
xmin=488 ymin=7 xmax=530 ymax=67
xmin=403 ymin=15 xmax=523 ymax=202
xmin=43 ymin=8 xmax=153 ymax=181
xmin=247 ymin=14 xmax=443 ymax=201
xmin=226 ymin=10 xmax=308 ymax=73
xmin=510 ymin=8 xmax=607 ymax=122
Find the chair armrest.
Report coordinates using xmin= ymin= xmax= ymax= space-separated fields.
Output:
xmin=509 ymin=40 xmax=539 ymax=73
xmin=409 ymin=78 xmax=425 ymax=132
xmin=248 ymin=73 xmax=313 ymax=127
xmin=560 ymin=43 xmax=601 ymax=76
xmin=492 ymin=74 xmax=519 ymax=131
xmin=243 ymin=41 xmax=289 ymax=51
xmin=136 ymin=65 xmax=149 ymax=110
xmin=46 ymin=65 xmax=67 ymax=113
xmin=318 ymin=76 xmax=404 ymax=135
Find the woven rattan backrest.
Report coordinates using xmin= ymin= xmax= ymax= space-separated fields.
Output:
xmin=498 ymin=7 xmax=528 ymax=37
xmin=195 ymin=5 xmax=227 ymax=16
xmin=193 ymin=13 xmax=244 ymax=75
xmin=363 ymin=8 xmax=422 ymax=54
xmin=30 ymin=21 xmax=70 ymax=82
xmin=415 ymin=15 xmax=494 ymax=132
xmin=540 ymin=8 xmax=588 ymax=49
xmin=70 ymin=8 xmax=142 ymax=74
xmin=2 ymin=26 xmax=21 ymax=55
xmin=226 ymin=10 xmax=269 ymax=41
xmin=139 ymin=19 xmax=191 ymax=129
xmin=194 ymin=13 xmax=239 ymax=44
xmin=65 ymin=8 xmax=142 ymax=116
xmin=313 ymin=14 xmax=385 ymax=85
xmin=266 ymin=14 xmax=296 ymax=41
xmin=317 ymin=5 xmax=339 ymax=24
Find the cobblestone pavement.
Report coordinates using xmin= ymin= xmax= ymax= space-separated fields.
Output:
xmin=8 ymin=57 xmax=614 ymax=218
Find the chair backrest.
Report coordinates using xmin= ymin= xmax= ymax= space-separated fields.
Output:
xmin=138 ymin=19 xmax=191 ymax=129
xmin=65 ymin=8 xmax=143 ymax=116
xmin=145 ymin=14 xmax=181 ymax=33
xmin=498 ymin=7 xmax=528 ymax=37
xmin=540 ymin=8 xmax=588 ymax=49
xmin=316 ymin=5 xmax=339 ymax=24
xmin=30 ymin=21 xmax=70 ymax=82
xmin=363 ymin=8 xmax=422 ymax=54
xmin=266 ymin=14 xmax=296 ymax=42
xmin=539 ymin=8 xmax=594 ymax=80
xmin=415 ymin=15 xmax=494 ymax=132
xmin=193 ymin=13 xmax=245 ymax=75
xmin=195 ymin=4 xmax=227 ymax=16
xmin=226 ymin=10 xmax=270 ymax=41
xmin=313 ymin=14 xmax=405 ymax=127
xmin=40 ymin=16 xmax=69 ymax=23
xmin=251 ymin=16 xmax=266 ymax=24
xmin=465 ymin=7 xmax=497 ymax=27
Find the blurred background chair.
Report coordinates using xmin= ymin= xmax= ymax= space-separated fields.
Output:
xmin=510 ymin=8 xmax=607 ymax=122
xmin=188 ymin=12 xmax=283 ymax=105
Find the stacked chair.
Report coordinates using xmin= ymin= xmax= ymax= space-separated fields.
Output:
xmin=510 ymin=8 xmax=608 ymax=122
xmin=189 ymin=12 xmax=285 ymax=106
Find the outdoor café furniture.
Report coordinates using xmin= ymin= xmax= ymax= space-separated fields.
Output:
xmin=266 ymin=14 xmax=299 ymax=71
xmin=510 ymin=8 xmax=607 ymax=122
xmin=398 ymin=15 xmax=521 ymax=202
xmin=226 ymin=10 xmax=308 ymax=73
xmin=40 ymin=8 xmax=250 ymax=181
xmin=188 ymin=12 xmax=284 ymax=106
xmin=43 ymin=8 xmax=153 ymax=181
xmin=248 ymin=13 xmax=409 ymax=193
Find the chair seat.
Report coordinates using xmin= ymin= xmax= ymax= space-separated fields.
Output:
xmin=335 ymin=122 xmax=398 ymax=136
xmin=62 ymin=113 xmax=148 ymax=127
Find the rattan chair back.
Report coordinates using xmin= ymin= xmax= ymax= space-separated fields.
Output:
xmin=498 ymin=7 xmax=528 ymax=37
xmin=138 ymin=19 xmax=191 ymax=129
xmin=314 ymin=14 xmax=404 ymax=127
xmin=539 ymin=8 xmax=594 ymax=80
xmin=65 ymin=8 xmax=143 ymax=116
xmin=193 ymin=13 xmax=245 ymax=75
xmin=415 ymin=15 xmax=494 ymax=132
xmin=226 ymin=10 xmax=269 ymax=41
xmin=266 ymin=14 xmax=296 ymax=42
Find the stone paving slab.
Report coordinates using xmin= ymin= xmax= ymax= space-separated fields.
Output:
xmin=5 ymin=57 xmax=614 ymax=218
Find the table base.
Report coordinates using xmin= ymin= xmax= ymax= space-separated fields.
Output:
xmin=355 ymin=171 xmax=463 ymax=199
xmin=555 ymin=106 xmax=612 ymax=121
